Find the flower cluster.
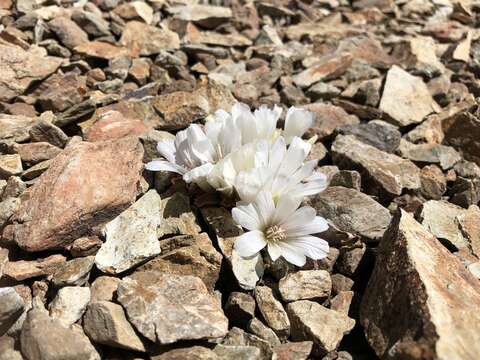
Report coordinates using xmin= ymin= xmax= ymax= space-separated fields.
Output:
xmin=146 ymin=103 xmax=329 ymax=266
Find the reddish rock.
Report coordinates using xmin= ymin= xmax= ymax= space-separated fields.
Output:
xmin=74 ymin=41 xmax=130 ymax=60
xmin=85 ymin=110 xmax=148 ymax=142
xmin=12 ymin=136 xmax=144 ymax=252
xmin=13 ymin=142 xmax=62 ymax=166
xmin=304 ymin=103 xmax=359 ymax=139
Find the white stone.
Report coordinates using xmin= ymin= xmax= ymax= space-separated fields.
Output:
xmin=49 ymin=287 xmax=91 ymax=327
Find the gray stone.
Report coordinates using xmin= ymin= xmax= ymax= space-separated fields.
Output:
xmin=214 ymin=344 xmax=262 ymax=360
xmin=248 ymin=318 xmax=281 ymax=346
xmin=51 ymin=256 xmax=94 ymax=287
xmin=48 ymin=17 xmax=89 ymax=49
xmin=0 ymin=288 xmax=24 ymax=336
xmin=337 ymin=120 xmax=401 ymax=153
xmin=158 ymin=192 xmax=201 ymax=237
xmin=278 ymin=270 xmax=331 ymax=302
xmin=95 ymin=190 xmax=162 ymax=274
xmin=397 ymin=139 xmax=461 ymax=170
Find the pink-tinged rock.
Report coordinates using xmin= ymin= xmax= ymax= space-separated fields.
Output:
xmin=85 ymin=110 xmax=149 ymax=142
xmin=74 ymin=41 xmax=130 ymax=60
xmin=361 ymin=210 xmax=480 ymax=360
xmin=12 ymin=136 xmax=144 ymax=252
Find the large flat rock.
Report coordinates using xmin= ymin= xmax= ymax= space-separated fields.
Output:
xmin=361 ymin=210 xmax=480 ymax=359
xmin=12 ymin=136 xmax=144 ymax=252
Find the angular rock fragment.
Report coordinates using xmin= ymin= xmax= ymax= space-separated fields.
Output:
xmin=51 ymin=256 xmax=94 ymax=287
xmin=117 ymin=271 xmax=228 ymax=344
xmin=83 ymin=301 xmax=146 ymax=352
xmin=169 ymin=5 xmax=232 ymax=28
xmin=0 ymin=288 xmax=25 ymax=336
xmin=221 ymin=327 xmax=272 ymax=359
xmin=120 ymin=21 xmax=180 ymax=56
xmin=225 ymin=292 xmax=256 ymax=328
xmin=95 ymin=190 xmax=162 ymax=274
xmin=379 ymin=65 xmax=438 ymax=126
xmin=3 ymin=255 xmax=66 ymax=281
xmin=305 ymin=103 xmax=359 ymax=140
xmin=255 ymin=286 xmax=290 ymax=338
xmin=361 ymin=210 xmax=480 ymax=359
xmin=443 ymin=111 xmax=480 ymax=165
xmin=332 ymin=135 xmax=421 ymax=197
xmin=337 ymin=120 xmax=401 ymax=153
xmin=0 ymin=114 xmax=39 ymax=142
xmin=293 ymin=54 xmax=352 ymax=88
xmin=158 ymin=192 xmax=201 ymax=237
xmin=214 ymin=344 xmax=262 ymax=359
xmin=12 ymin=136 xmax=143 ymax=252
xmin=0 ymin=154 xmax=22 ymax=179
xmin=311 ymin=186 xmax=391 ymax=242
xmin=420 ymin=165 xmax=446 ymax=200
xmin=48 ymin=286 xmax=90 ymax=327
xmin=153 ymin=346 xmax=218 ymax=359
xmin=397 ymin=139 xmax=461 ymax=170
xmin=90 ymin=276 xmax=120 ymax=303
xmin=272 ymin=341 xmax=313 ymax=360
xmin=74 ymin=41 xmax=130 ymax=60
xmin=85 ymin=110 xmax=148 ymax=142
xmin=48 ymin=17 xmax=89 ymax=50
xmin=278 ymin=270 xmax=331 ymax=302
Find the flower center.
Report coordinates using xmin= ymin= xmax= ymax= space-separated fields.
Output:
xmin=266 ymin=225 xmax=287 ymax=243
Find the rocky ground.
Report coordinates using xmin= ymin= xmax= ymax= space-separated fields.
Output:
xmin=0 ymin=0 xmax=480 ymax=359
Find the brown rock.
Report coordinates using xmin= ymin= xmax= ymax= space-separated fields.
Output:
xmin=272 ymin=341 xmax=313 ymax=360
xmin=293 ymin=54 xmax=353 ymax=88
xmin=0 ymin=114 xmax=38 ymax=142
xmin=169 ymin=4 xmax=232 ymax=29
xmin=361 ymin=210 xmax=480 ymax=360
xmin=443 ymin=111 xmax=480 ymax=165
xmin=12 ymin=137 xmax=143 ymax=252
xmin=13 ymin=142 xmax=61 ymax=167
xmin=51 ymin=256 xmax=94 ymax=287
xmin=90 ymin=276 xmax=120 ymax=303
xmin=420 ymin=165 xmax=446 ymax=200
xmin=48 ymin=17 xmax=89 ymax=50
xmin=304 ymin=103 xmax=359 ymax=140
xmin=278 ymin=270 xmax=331 ymax=302
xmin=85 ymin=110 xmax=148 ymax=142
xmin=74 ymin=41 xmax=130 ymax=60
xmin=225 ymin=292 xmax=256 ymax=328
xmin=29 ymin=120 xmax=68 ymax=148
xmin=152 ymin=346 xmax=218 ymax=360
xmin=3 ymin=254 xmax=66 ymax=281
xmin=255 ymin=286 xmax=290 ymax=338
xmin=0 ymin=44 xmax=62 ymax=102
xmin=120 ymin=21 xmax=180 ymax=56
xmin=0 ymin=155 xmax=22 ymax=179
xmin=330 ymin=291 xmax=354 ymax=315
xmin=332 ymin=134 xmax=421 ymax=197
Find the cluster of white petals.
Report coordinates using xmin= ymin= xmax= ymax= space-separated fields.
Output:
xmin=146 ymin=102 xmax=330 ymax=266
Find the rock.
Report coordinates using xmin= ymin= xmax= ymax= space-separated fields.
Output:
xmin=74 ymin=41 xmax=130 ymax=60
xmin=254 ymin=286 xmax=290 ymax=338
xmin=332 ymin=135 xmax=421 ymax=197
xmin=201 ymin=207 xmax=264 ymax=290
xmin=457 ymin=205 xmax=480 ymax=258
xmin=70 ymin=236 xmax=102 ymax=257
xmin=330 ymin=291 xmax=354 ymax=315
xmin=0 ymin=155 xmax=22 ymax=179
xmin=83 ymin=301 xmax=146 ymax=352
xmin=420 ymin=165 xmax=446 ymax=200
xmin=13 ymin=142 xmax=61 ymax=166
xmin=114 ymin=1 xmax=153 ymax=24
xmin=51 ymin=256 xmax=94 ymax=287
xmin=360 ymin=210 xmax=480 ymax=359
xmin=293 ymin=54 xmax=353 ymax=88
xmin=248 ymin=318 xmax=281 ymax=345
xmin=33 ymin=72 xmax=87 ymax=113
xmin=71 ymin=10 xmax=111 ymax=37
xmin=379 ymin=65 xmax=438 ymax=126
xmin=137 ymin=233 xmax=222 ymax=290
xmin=1 ymin=176 xmax=26 ymax=200
xmin=90 ymin=276 xmax=120 ymax=303
xmin=0 ymin=335 xmax=22 ymax=360
xmin=397 ymin=139 xmax=461 ymax=170
xmin=0 ymin=288 xmax=24 ymax=336
xmin=311 ymin=186 xmax=392 ymax=242
xmin=117 ymin=271 xmax=228 ymax=344
xmin=0 ymin=197 xmax=19 ymax=228
xmin=337 ymin=120 xmax=401 ymax=153
xmin=443 ymin=111 xmax=480 ymax=166
xmin=406 ymin=115 xmax=444 ymax=144
xmin=398 ymin=36 xmax=445 ymax=77
xmin=454 ymin=160 xmax=480 ymax=179
xmin=28 ymin=120 xmax=68 ymax=148
xmin=331 ymin=274 xmax=354 ymax=295
xmin=158 ymin=192 xmax=201 ymax=236
xmin=272 ymin=341 xmax=313 ymax=360
xmin=3 ymin=255 xmax=66 ymax=281
xmin=336 ymin=243 xmax=366 ymax=276
xmin=169 ymin=5 xmax=232 ymax=29
xmin=225 ymin=292 xmax=256 ymax=328
xmin=48 ymin=286 xmax=90 ymax=327
xmin=95 ymin=190 xmax=162 ymax=274
xmin=21 ymin=160 xmax=52 ymax=181
xmin=214 ymin=344 xmax=262 ymax=359
xmin=278 ymin=270 xmax=331 ymax=302
xmin=329 ymin=170 xmax=361 ymax=191
xmin=287 ymin=300 xmax=355 ymax=353
xmin=304 ymin=103 xmax=359 ymax=140
xmin=221 ymin=327 xmax=272 ymax=359
xmin=120 ymin=21 xmax=180 ymax=56
xmin=48 ymin=17 xmax=89 ymax=50
xmin=12 ymin=136 xmax=143 ymax=252
xmin=153 ymin=346 xmax=218 ymax=360
xmin=20 ymin=309 xmax=100 ymax=360
xmin=0 ymin=44 xmax=62 ymax=102
xmin=0 ymin=114 xmax=39 ymax=142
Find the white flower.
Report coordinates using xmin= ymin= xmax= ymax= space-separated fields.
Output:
xmin=233 ymin=191 xmax=329 ymax=267
xmin=283 ymin=106 xmax=314 ymax=144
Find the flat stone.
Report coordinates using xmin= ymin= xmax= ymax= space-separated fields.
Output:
xmin=225 ymin=292 xmax=256 ymax=328
xmin=137 ymin=233 xmax=222 ymax=290
xmin=443 ymin=111 xmax=480 ymax=166
xmin=380 ymin=65 xmax=438 ymax=126
xmin=221 ymin=327 xmax=272 ymax=359
xmin=120 ymin=21 xmax=180 ymax=56
xmin=0 ymin=197 xmax=19 ymax=228
xmin=153 ymin=346 xmax=218 ymax=360
xmin=457 ymin=205 xmax=480 ymax=258
xmin=248 ymin=317 xmax=281 ymax=346
xmin=48 ymin=17 xmax=89 ymax=50
xmin=279 ymin=270 xmax=331 ymax=302
xmin=287 ymin=300 xmax=355 ymax=353
xmin=83 ymin=301 xmax=146 ymax=352
xmin=95 ymin=190 xmax=162 ymax=274
xmin=85 ymin=110 xmax=148 ymax=142
xmin=330 ymin=291 xmax=354 ymax=315
xmin=272 ymin=341 xmax=313 ymax=360
xmin=0 ymin=335 xmax=22 ymax=360
xmin=3 ymin=254 xmax=66 ymax=281
xmin=0 ymin=114 xmax=38 ymax=142
xmin=293 ymin=54 xmax=352 ymax=88
xmin=0 ymin=288 xmax=24 ymax=336
xmin=71 ymin=10 xmax=111 ymax=37
xmin=337 ymin=120 xmax=401 ymax=153
xmin=420 ymin=165 xmax=447 ymax=200
xmin=20 ymin=309 xmax=100 ymax=360
xmin=90 ymin=276 xmax=120 ymax=303
xmin=336 ymin=243 xmax=366 ymax=277
xmin=304 ymin=103 xmax=359 ymax=140
xmin=158 ymin=192 xmax=201 ymax=237
xmin=255 ymin=286 xmax=290 ymax=338
xmin=13 ymin=142 xmax=61 ymax=167
xmin=0 ymin=154 xmax=22 ymax=179
xmin=332 ymin=134 xmax=421 ymax=197
xmin=114 ymin=1 xmax=153 ymax=24
xmin=21 ymin=159 xmax=52 ymax=181
xmin=0 ymin=44 xmax=62 ymax=102
xmin=51 ymin=256 xmax=94 ymax=287
xmin=74 ymin=41 xmax=130 ymax=60
xmin=214 ymin=344 xmax=262 ymax=359
xmin=311 ymin=186 xmax=391 ymax=242
xmin=29 ymin=120 xmax=68 ymax=148
xmin=12 ymin=136 xmax=143 ymax=252
xmin=360 ymin=210 xmax=480 ymax=360
xmin=117 ymin=271 xmax=228 ymax=344
xmin=397 ymin=139 xmax=461 ymax=170
xmin=70 ymin=236 xmax=102 ymax=257
xmin=169 ymin=5 xmax=232 ymax=28
xmin=48 ymin=286 xmax=90 ymax=327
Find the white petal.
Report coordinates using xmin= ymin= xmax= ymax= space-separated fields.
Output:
xmin=253 ymin=191 xmax=275 ymax=229
xmin=284 ymin=107 xmax=314 ymax=144
xmin=156 ymin=139 xmax=176 ymax=164
xmin=145 ymin=160 xmax=185 ymax=174
xmin=278 ymin=242 xmax=307 ymax=267
xmin=183 ymin=163 xmax=214 ymax=191
xmin=232 ymin=204 xmax=261 ymax=231
xmin=286 ymin=216 xmax=329 ymax=237
xmin=235 ymin=169 xmax=264 ymax=203
xmin=234 ymin=230 xmax=267 ymax=257
xmin=272 ymin=194 xmax=302 ymax=225
xmin=281 ymin=206 xmax=316 ymax=231
xmin=269 ymin=136 xmax=286 ymax=172
xmin=288 ymin=235 xmax=329 ymax=260
xmin=278 ymin=136 xmax=311 ymax=176
xmin=289 ymin=180 xmax=327 ymax=199
xmin=267 ymin=242 xmax=282 ymax=261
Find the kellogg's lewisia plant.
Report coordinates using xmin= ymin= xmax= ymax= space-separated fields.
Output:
xmin=146 ymin=102 xmax=329 ymax=266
